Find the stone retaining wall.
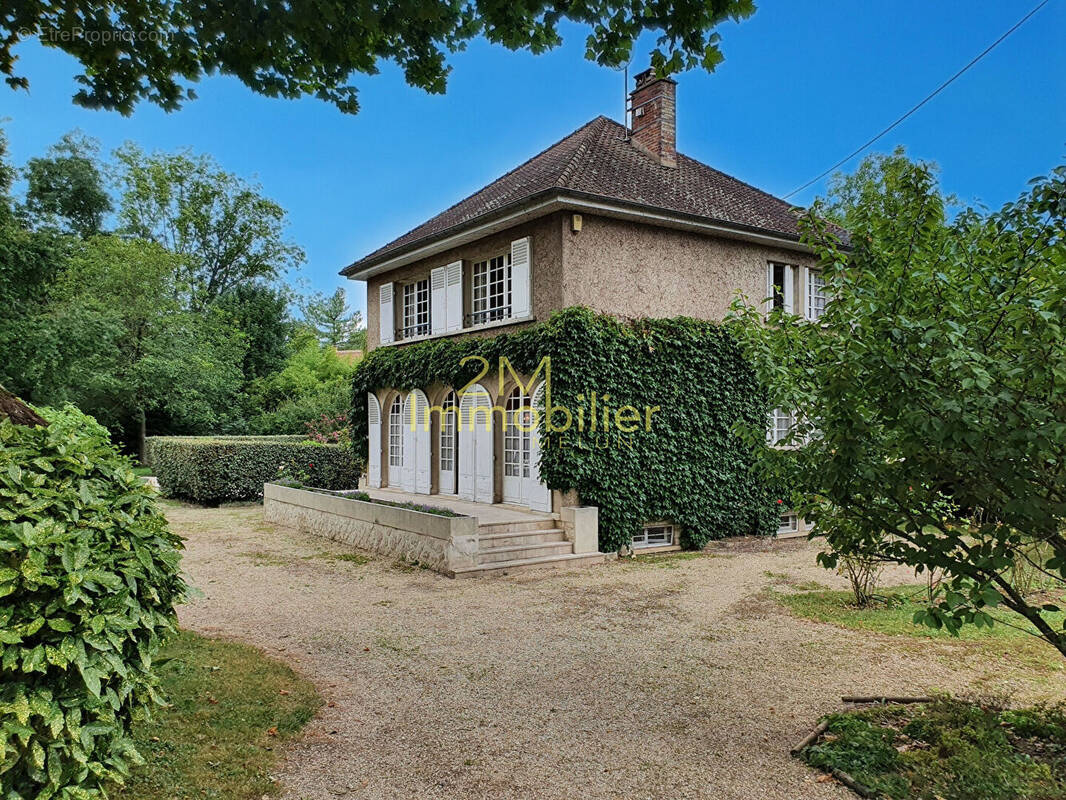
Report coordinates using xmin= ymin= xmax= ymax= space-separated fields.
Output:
xmin=263 ymin=483 xmax=479 ymax=575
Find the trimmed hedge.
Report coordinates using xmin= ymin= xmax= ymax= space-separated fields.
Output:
xmin=351 ymin=307 xmax=782 ymax=551
xmin=147 ymin=436 xmax=360 ymax=505
xmin=1 ymin=404 xmax=186 ymax=798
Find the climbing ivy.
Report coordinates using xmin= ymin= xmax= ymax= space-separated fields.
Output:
xmin=351 ymin=307 xmax=780 ymax=551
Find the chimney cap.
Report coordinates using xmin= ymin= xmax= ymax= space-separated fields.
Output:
xmin=633 ymin=68 xmax=677 ymax=89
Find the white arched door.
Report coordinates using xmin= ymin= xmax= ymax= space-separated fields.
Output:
xmin=527 ymin=383 xmax=552 ymax=511
xmin=503 ymin=387 xmax=530 ymax=505
xmin=402 ymin=390 xmax=431 ymax=494
xmin=367 ymin=393 xmax=382 ymax=488
xmin=387 ymin=395 xmax=403 ymax=487
xmin=438 ymin=392 xmax=458 ymax=495
xmin=458 ymin=384 xmax=493 ymax=503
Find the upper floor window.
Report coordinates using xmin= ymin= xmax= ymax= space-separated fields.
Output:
xmin=767 ymin=262 xmax=794 ymax=314
xmin=471 ymin=254 xmax=511 ymax=325
xmin=806 ymin=271 xmax=827 ymax=321
xmin=401 ymin=278 xmax=430 ymax=339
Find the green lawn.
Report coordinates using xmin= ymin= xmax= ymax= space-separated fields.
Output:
xmin=801 ymin=698 xmax=1066 ymax=800
xmin=777 ymin=584 xmax=1066 ymax=643
xmin=113 ymin=630 xmax=321 ymax=800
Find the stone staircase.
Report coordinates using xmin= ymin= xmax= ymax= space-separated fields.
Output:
xmin=451 ymin=517 xmax=606 ymax=578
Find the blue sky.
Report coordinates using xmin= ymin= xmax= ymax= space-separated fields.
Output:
xmin=4 ymin=0 xmax=1064 ymax=319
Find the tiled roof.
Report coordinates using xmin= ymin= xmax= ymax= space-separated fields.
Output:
xmin=344 ymin=116 xmax=807 ymax=274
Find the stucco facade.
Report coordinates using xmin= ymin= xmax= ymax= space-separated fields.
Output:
xmin=365 ymin=213 xmax=566 ymax=351
xmin=365 ymin=210 xmax=816 ymax=351
xmin=560 ymin=214 xmax=817 ymax=322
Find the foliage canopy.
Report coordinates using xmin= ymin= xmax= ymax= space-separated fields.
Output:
xmin=0 ymin=404 xmax=186 ymax=798
xmin=730 ymin=151 xmax=1066 ymax=658
xmin=4 ymin=0 xmax=756 ymax=114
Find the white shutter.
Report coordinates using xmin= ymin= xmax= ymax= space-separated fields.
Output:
xmin=367 ymin=394 xmax=381 ymax=488
xmin=783 ymin=264 xmax=794 ymax=315
xmin=458 ymin=391 xmax=477 ymax=500
xmin=475 ymin=411 xmax=493 ymax=503
xmin=415 ymin=391 xmax=431 ymax=494
xmin=527 ymin=384 xmax=552 ymax=511
xmin=802 ymin=267 xmax=812 ymax=320
xmin=445 ymin=260 xmax=463 ymax=331
xmin=430 ymin=267 xmax=447 ymax=336
xmin=766 ymin=264 xmax=774 ymax=315
xmin=379 ymin=282 xmax=394 ymax=344
xmin=510 ymin=237 xmax=531 ymax=318
xmin=401 ymin=393 xmax=416 ymax=491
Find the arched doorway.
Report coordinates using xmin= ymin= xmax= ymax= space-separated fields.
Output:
xmin=367 ymin=393 xmax=382 ymax=488
xmin=401 ymin=390 xmax=431 ymax=494
xmin=439 ymin=391 xmax=458 ymax=495
xmin=503 ymin=387 xmax=531 ymax=505
xmin=527 ymin=383 xmax=552 ymax=511
xmin=458 ymin=384 xmax=493 ymax=503
xmin=387 ymin=395 xmax=403 ymax=487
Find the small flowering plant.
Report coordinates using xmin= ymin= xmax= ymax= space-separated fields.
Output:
xmin=306 ymin=412 xmax=350 ymax=447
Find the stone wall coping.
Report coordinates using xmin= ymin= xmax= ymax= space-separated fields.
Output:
xmin=263 ymin=482 xmax=477 ymax=542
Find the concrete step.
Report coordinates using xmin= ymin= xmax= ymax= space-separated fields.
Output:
xmin=477 ymin=518 xmax=558 ymax=536
xmin=478 ymin=528 xmax=567 ymax=548
xmin=476 ymin=540 xmax=573 ymax=564
xmin=453 ymin=552 xmax=607 ymax=578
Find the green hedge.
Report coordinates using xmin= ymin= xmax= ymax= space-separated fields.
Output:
xmin=1 ymin=404 xmax=186 ymax=798
xmin=351 ymin=307 xmax=781 ymax=551
xmin=147 ymin=436 xmax=360 ymax=505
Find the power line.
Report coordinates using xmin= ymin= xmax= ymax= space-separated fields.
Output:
xmin=782 ymin=0 xmax=1053 ymax=201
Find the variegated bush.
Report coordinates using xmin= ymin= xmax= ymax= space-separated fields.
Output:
xmin=0 ymin=404 xmax=186 ymax=799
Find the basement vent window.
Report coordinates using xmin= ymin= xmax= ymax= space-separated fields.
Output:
xmin=778 ymin=514 xmax=799 ymax=535
xmin=633 ymin=524 xmax=675 ymax=549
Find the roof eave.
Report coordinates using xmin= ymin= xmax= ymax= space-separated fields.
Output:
xmin=340 ymin=190 xmax=817 ymax=281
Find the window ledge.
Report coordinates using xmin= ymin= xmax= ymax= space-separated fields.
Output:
xmin=380 ymin=314 xmax=536 ymax=347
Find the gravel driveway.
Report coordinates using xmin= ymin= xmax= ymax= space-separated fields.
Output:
xmin=170 ymin=503 xmax=1059 ymax=800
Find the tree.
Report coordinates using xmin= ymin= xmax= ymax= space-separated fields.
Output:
xmin=3 ymin=0 xmax=755 ymax=115
xmin=216 ymin=282 xmax=293 ymax=381
xmin=115 ymin=144 xmax=304 ymax=310
xmin=22 ymin=131 xmax=112 ymax=237
xmin=52 ymin=235 xmax=245 ymax=460
xmin=730 ymin=152 xmax=1066 ymax=658
xmin=301 ymin=287 xmax=363 ymax=349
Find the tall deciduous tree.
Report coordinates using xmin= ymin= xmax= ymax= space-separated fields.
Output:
xmin=3 ymin=1 xmax=756 ymax=115
xmin=22 ymin=131 xmax=112 ymax=238
xmin=114 ymin=144 xmax=304 ymax=310
xmin=52 ymin=235 xmax=245 ymax=460
xmin=730 ymin=152 xmax=1066 ymax=658
xmin=216 ymin=283 xmax=293 ymax=381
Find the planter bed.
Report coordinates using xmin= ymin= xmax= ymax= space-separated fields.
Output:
xmin=262 ymin=482 xmax=478 ymax=575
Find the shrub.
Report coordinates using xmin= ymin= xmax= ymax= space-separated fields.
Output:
xmin=147 ymin=435 xmax=360 ymax=504
xmin=0 ymin=404 xmax=186 ymax=798
xmin=350 ymin=308 xmax=780 ymax=551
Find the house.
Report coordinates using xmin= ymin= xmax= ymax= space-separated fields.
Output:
xmin=342 ymin=69 xmax=821 ymax=554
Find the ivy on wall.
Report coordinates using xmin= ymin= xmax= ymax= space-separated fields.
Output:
xmin=351 ymin=307 xmax=781 ymax=550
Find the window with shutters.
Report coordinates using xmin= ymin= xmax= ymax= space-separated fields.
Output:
xmin=471 ymin=254 xmax=511 ymax=325
xmin=807 ymin=271 xmax=827 ymax=321
xmin=388 ymin=396 xmax=404 ymax=468
xmin=767 ymin=262 xmax=789 ymax=311
xmin=400 ymin=278 xmax=430 ymax=339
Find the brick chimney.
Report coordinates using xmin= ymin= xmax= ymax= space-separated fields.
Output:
xmin=628 ymin=68 xmax=677 ymax=168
